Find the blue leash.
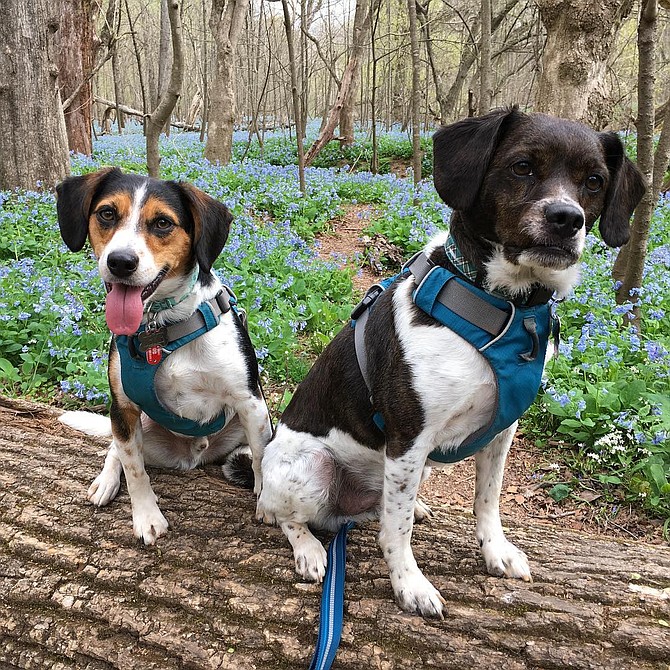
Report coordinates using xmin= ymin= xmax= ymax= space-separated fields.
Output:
xmin=308 ymin=522 xmax=354 ymax=670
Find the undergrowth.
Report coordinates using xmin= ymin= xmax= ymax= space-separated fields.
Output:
xmin=0 ymin=127 xmax=668 ymax=528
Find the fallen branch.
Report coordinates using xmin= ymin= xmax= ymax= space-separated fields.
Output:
xmin=0 ymin=395 xmax=668 ymax=668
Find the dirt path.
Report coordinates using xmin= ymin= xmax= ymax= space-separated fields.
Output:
xmin=316 ymin=203 xmax=380 ymax=295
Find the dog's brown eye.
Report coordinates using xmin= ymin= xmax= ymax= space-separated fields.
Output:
xmin=511 ymin=161 xmax=533 ymax=176
xmin=153 ymin=217 xmax=174 ymax=231
xmin=97 ymin=207 xmax=115 ymax=224
xmin=586 ymin=175 xmax=604 ymax=192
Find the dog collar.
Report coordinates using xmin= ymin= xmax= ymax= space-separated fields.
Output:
xmin=444 ymin=232 xmax=478 ymax=282
xmin=443 ymin=233 xmax=554 ymax=307
xmin=145 ymin=265 xmax=200 ymax=314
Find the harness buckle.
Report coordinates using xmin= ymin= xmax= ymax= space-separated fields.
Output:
xmin=350 ymin=284 xmax=385 ymax=320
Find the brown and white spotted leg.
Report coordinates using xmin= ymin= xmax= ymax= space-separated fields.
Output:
xmin=110 ymin=399 xmax=168 ymax=545
xmin=474 ymin=422 xmax=531 ymax=581
xmin=378 ymin=440 xmax=446 ymax=618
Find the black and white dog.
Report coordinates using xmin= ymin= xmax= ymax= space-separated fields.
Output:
xmin=57 ymin=168 xmax=273 ymax=545
xmin=257 ymin=108 xmax=645 ymax=617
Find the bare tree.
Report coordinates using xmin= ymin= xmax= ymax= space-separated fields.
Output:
xmin=407 ymin=0 xmax=422 ymax=188
xmin=146 ymin=0 xmax=184 ymax=177
xmin=205 ymin=0 xmax=250 ymax=165
xmin=58 ymin=0 xmax=98 ymax=155
xmin=534 ymin=0 xmax=635 ymax=128
xmin=340 ymin=0 xmax=375 ymax=145
xmin=125 ymin=0 xmax=150 ymax=132
xmin=613 ymin=0 xmax=670 ymax=323
xmin=304 ymin=0 xmax=379 ymax=165
xmin=0 ymin=0 xmax=70 ymax=189
xmin=479 ymin=0 xmax=493 ymax=114
xmin=275 ymin=0 xmax=306 ymax=191
xmin=424 ymin=0 xmax=520 ymax=123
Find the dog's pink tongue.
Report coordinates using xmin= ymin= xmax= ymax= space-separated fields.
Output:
xmin=105 ymin=284 xmax=144 ymax=335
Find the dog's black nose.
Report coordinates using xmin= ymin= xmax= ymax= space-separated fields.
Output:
xmin=545 ymin=203 xmax=585 ymax=237
xmin=107 ymin=250 xmax=139 ymax=278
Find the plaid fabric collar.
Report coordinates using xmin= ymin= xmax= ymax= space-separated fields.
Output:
xmin=444 ymin=232 xmax=478 ymax=283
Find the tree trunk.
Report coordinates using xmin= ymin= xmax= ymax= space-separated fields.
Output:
xmin=146 ymin=0 xmax=184 ymax=177
xmin=0 ymin=0 xmax=70 ymax=190
xmin=534 ymin=0 xmax=635 ymax=128
xmin=125 ymin=0 xmax=150 ymax=132
xmin=479 ymin=0 xmax=493 ymax=114
xmin=58 ymin=0 xmax=97 ymax=155
xmin=279 ymin=0 xmax=306 ymax=192
xmin=438 ymin=0 xmax=520 ymax=123
xmin=407 ymin=0 xmax=422 ymax=188
xmin=304 ymin=0 xmax=378 ymax=166
xmin=157 ymin=0 xmax=173 ymax=136
xmin=613 ymin=0 xmax=660 ymax=320
xmin=340 ymin=0 xmax=373 ymax=145
xmin=205 ymin=0 xmax=250 ymax=165
xmin=1 ymin=396 xmax=669 ymax=669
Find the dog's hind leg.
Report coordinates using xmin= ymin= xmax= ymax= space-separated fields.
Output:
xmin=379 ymin=442 xmax=446 ymax=619
xmin=88 ymin=442 xmax=123 ymax=506
xmin=474 ymin=423 xmax=531 ymax=581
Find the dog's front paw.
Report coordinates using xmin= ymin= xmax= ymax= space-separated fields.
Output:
xmin=87 ymin=471 xmax=121 ymax=506
xmin=481 ymin=537 xmax=532 ymax=582
xmin=294 ymin=536 xmax=328 ymax=582
xmin=391 ymin=569 xmax=446 ymax=619
xmin=132 ymin=504 xmax=169 ymax=545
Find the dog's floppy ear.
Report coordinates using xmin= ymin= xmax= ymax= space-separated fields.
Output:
xmin=433 ymin=107 xmax=523 ymax=210
xmin=176 ymin=182 xmax=233 ymax=274
xmin=597 ymin=132 xmax=646 ymax=248
xmin=56 ymin=167 xmax=122 ymax=251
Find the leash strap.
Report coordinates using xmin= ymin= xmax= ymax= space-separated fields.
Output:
xmin=308 ymin=522 xmax=354 ymax=670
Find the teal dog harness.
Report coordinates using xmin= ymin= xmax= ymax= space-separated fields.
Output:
xmin=352 ymin=249 xmax=557 ymax=463
xmin=116 ymin=289 xmax=240 ymax=437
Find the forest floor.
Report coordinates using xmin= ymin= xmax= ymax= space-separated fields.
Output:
xmin=312 ymin=204 xmax=668 ymax=546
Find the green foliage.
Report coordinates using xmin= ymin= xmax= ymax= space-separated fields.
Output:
xmin=2 ymin=127 xmax=669 ymax=526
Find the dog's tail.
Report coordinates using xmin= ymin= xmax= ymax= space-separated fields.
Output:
xmin=59 ymin=410 xmax=112 ymax=438
xmin=222 ymin=445 xmax=255 ymax=490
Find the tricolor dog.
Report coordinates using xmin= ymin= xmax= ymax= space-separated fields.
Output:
xmin=257 ymin=109 xmax=645 ymax=617
xmin=56 ymin=168 xmax=272 ymax=544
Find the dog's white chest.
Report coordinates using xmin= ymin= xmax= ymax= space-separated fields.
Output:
xmin=393 ymin=280 xmax=497 ymax=450
xmin=154 ymin=324 xmax=247 ymax=424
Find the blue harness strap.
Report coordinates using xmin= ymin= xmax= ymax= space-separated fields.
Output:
xmin=412 ymin=265 xmax=553 ymax=462
xmin=308 ymin=522 xmax=354 ymax=670
xmin=116 ymin=291 xmax=236 ymax=437
xmin=352 ymin=253 xmax=555 ymax=462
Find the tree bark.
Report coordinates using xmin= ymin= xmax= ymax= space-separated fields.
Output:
xmin=435 ymin=0 xmax=519 ymax=123
xmin=0 ymin=396 xmax=669 ymax=669
xmin=407 ymin=0 xmax=422 ymax=188
xmin=278 ymin=0 xmax=306 ymax=193
xmin=479 ymin=0 xmax=493 ymax=114
xmin=613 ymin=0 xmax=659 ymax=320
xmin=534 ymin=0 xmax=635 ymax=128
xmin=0 ymin=0 xmax=70 ymax=190
xmin=205 ymin=0 xmax=250 ymax=165
xmin=340 ymin=0 xmax=373 ymax=146
xmin=58 ymin=0 xmax=97 ymax=155
xmin=146 ymin=0 xmax=184 ymax=178
xmin=304 ymin=0 xmax=378 ymax=166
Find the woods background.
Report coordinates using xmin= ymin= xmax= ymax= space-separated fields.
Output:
xmin=9 ymin=0 xmax=670 ymax=161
